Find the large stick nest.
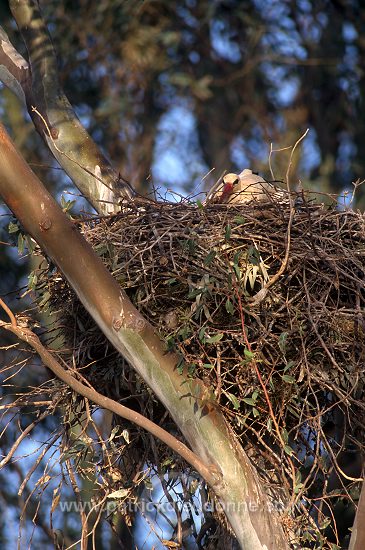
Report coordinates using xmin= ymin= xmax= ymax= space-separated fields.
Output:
xmin=38 ymin=192 xmax=365 ymax=547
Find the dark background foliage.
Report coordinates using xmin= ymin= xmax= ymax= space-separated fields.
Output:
xmin=1 ymin=1 xmax=365 ymax=548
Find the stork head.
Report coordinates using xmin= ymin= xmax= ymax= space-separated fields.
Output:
xmin=223 ymin=173 xmax=240 ymax=186
xmin=221 ymin=173 xmax=240 ymax=195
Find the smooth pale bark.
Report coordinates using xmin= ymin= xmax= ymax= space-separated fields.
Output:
xmin=0 ymin=124 xmax=288 ymax=549
xmin=0 ymin=1 xmax=135 ymax=215
xmin=0 ymin=27 xmax=31 ymax=105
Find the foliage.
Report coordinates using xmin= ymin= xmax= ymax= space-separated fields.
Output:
xmin=2 ymin=0 xmax=365 ymax=198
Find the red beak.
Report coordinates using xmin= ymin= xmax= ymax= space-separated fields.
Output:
xmin=219 ymin=182 xmax=234 ymax=203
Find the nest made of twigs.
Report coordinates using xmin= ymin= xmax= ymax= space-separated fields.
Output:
xmin=37 ymin=192 xmax=365 ymax=547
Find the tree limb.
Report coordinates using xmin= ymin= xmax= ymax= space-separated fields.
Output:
xmin=2 ymin=0 xmax=135 ymax=215
xmin=0 ymin=312 xmax=215 ymax=487
xmin=0 ymin=123 xmax=288 ymax=549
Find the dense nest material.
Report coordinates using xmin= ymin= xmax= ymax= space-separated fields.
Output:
xmin=40 ymin=192 xmax=365 ymax=547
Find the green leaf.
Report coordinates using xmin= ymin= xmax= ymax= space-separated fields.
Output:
xmin=169 ymin=72 xmax=192 ymax=87
xmin=178 ymin=325 xmax=191 ymax=340
xmin=284 ymin=360 xmax=295 ymax=372
xmin=192 ymin=75 xmax=213 ymax=100
xmin=233 ymin=263 xmax=241 ymax=280
xmin=107 ymin=488 xmax=129 ymax=499
xmin=284 ymin=445 xmax=294 ymax=456
xmin=233 ymin=251 xmax=241 ymax=264
xmin=286 ymin=405 xmax=300 ymax=418
xmin=181 ymin=238 xmax=196 ymax=254
xmin=8 ymin=222 xmax=19 ymax=234
xmin=28 ymin=272 xmax=38 ymax=290
xmin=227 ymin=392 xmax=240 ymax=410
xmin=247 ymin=246 xmax=260 ymax=265
xmin=25 ymin=236 xmax=36 ymax=253
xmin=225 ymin=224 xmax=231 ymax=241
xmin=161 ymin=457 xmax=174 ymax=468
xmin=60 ymin=195 xmax=76 ymax=212
xmin=187 ymin=288 xmax=203 ymax=299
xmin=234 ymin=216 xmax=245 ymax=224
xmin=244 ymin=348 xmax=254 ymax=359
xmin=39 ymin=291 xmax=51 ymax=308
xmin=203 ymin=363 xmax=214 ymax=369
xmin=60 ymin=196 xmax=76 ymax=213
xmin=144 ymin=477 xmax=153 ymax=491
xmin=199 ymin=327 xmax=206 ymax=341
xmin=196 ymin=199 xmax=204 ymax=209
xmin=176 ymin=355 xmax=184 ymax=374
xmin=279 ymin=331 xmax=288 ymax=353
xmin=188 ymin=363 xmax=196 ymax=375
xmin=225 ymin=298 xmax=234 ymax=314
xmin=17 ymin=233 xmax=25 ymax=255
xmin=294 ymin=482 xmax=304 ymax=494
xmin=109 ymin=426 xmax=120 ymax=441
xmin=188 ymin=239 xmax=196 ymax=254
xmin=165 ymin=336 xmax=176 ymax=352
xmin=206 ymin=333 xmax=224 ymax=344
xmin=282 ymin=374 xmax=295 ymax=384
xmin=94 ymin=243 xmax=108 ymax=256
xmin=242 ymin=397 xmax=256 ymax=406
xmin=319 ymin=517 xmax=331 ymax=530
xmin=281 ymin=428 xmax=289 ymax=444
xmin=204 ymin=250 xmax=216 ymax=265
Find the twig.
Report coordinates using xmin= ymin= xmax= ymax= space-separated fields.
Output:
xmin=0 ymin=305 xmax=220 ymax=489
xmin=0 ymin=296 xmax=16 ymax=326
xmin=0 ymin=411 xmax=49 ymax=468
xmin=268 ymin=143 xmax=292 ymax=181
xmin=250 ymin=129 xmax=310 ymax=305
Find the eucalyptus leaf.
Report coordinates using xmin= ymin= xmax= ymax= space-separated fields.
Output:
xmin=206 ymin=333 xmax=224 ymax=344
